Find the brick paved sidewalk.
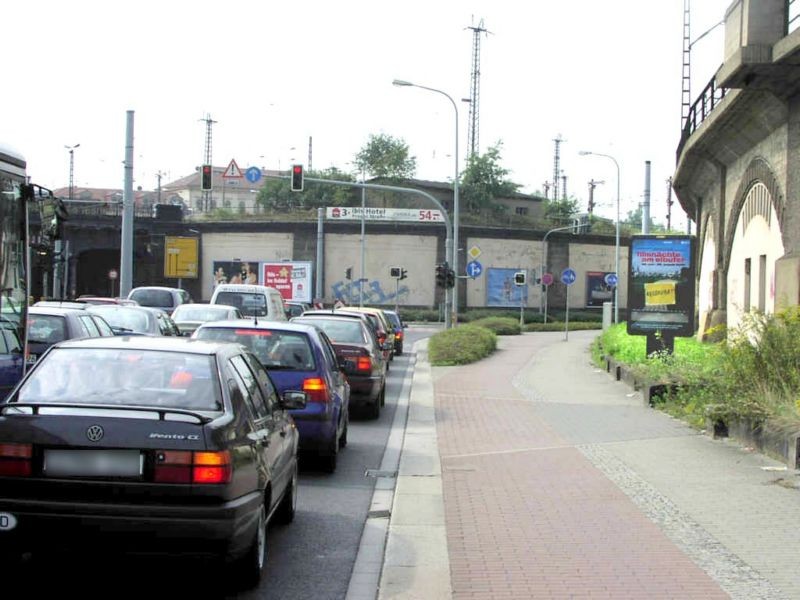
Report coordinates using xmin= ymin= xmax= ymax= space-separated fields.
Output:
xmin=434 ymin=332 xmax=728 ymax=600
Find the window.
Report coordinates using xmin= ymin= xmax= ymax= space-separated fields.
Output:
xmin=243 ymin=353 xmax=278 ymax=414
xmin=28 ymin=315 xmax=67 ymax=344
xmin=129 ymin=289 xmax=174 ymax=308
xmin=230 ymin=355 xmax=269 ymax=419
xmin=515 ymin=206 xmax=529 ymax=216
xmin=92 ymin=316 xmax=115 ymax=337
xmin=744 ymin=258 xmax=751 ymax=312
xmin=758 ymin=254 xmax=767 ymax=312
xmin=79 ymin=315 xmax=100 ymax=337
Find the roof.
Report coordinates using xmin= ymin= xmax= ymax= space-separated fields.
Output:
xmin=33 ymin=301 xmax=91 ymax=310
xmin=55 ymin=335 xmax=226 ymax=355
xmin=29 ymin=306 xmax=88 ymax=316
xmin=196 ymin=319 xmax=318 ymax=335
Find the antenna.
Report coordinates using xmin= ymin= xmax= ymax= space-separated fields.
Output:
xmin=466 ymin=18 xmax=490 ymax=158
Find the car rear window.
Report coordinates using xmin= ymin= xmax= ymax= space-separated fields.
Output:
xmin=15 ymin=348 xmax=222 ymax=410
xmin=215 ymin=292 xmax=267 ymax=317
xmin=28 ymin=315 xmax=67 ymax=344
xmin=130 ymin=289 xmax=173 ymax=308
xmin=195 ymin=327 xmax=315 ymax=370
xmin=90 ymin=308 xmax=150 ymax=333
xmin=174 ymin=305 xmax=233 ymax=322
xmin=294 ymin=318 xmax=366 ymax=344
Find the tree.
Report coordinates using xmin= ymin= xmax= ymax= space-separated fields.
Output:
xmin=623 ymin=205 xmax=665 ymax=232
xmin=459 ymin=142 xmax=519 ymax=214
xmin=354 ymin=134 xmax=416 ymax=180
xmin=543 ymin=197 xmax=580 ymax=225
xmin=255 ymin=166 xmax=358 ymax=213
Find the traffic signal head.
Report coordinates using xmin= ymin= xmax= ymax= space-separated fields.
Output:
xmin=514 ymin=271 xmax=526 ymax=286
xmin=435 ymin=263 xmax=447 ymax=288
xmin=291 ymin=164 xmax=304 ymax=192
xmin=390 ymin=267 xmax=401 ymax=278
xmin=345 ymin=267 xmax=352 ymax=280
xmin=201 ymin=165 xmax=213 ymax=191
xmin=400 ymin=268 xmax=408 ymax=281
xmin=446 ymin=268 xmax=455 ymax=288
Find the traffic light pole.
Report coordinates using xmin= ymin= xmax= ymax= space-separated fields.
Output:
xmin=278 ymin=175 xmax=454 ymax=329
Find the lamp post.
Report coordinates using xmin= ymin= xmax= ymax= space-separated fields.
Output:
xmin=393 ymin=79 xmax=460 ymax=325
xmin=579 ymin=150 xmax=620 ymax=324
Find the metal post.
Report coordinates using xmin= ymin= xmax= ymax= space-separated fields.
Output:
xmin=395 ymin=278 xmax=400 ymax=314
xmin=120 ymin=110 xmax=135 ymax=297
xmin=643 ymin=160 xmax=651 ymax=234
xmin=360 ymin=183 xmax=366 ymax=308
xmin=316 ymin=208 xmax=324 ymax=302
xmin=564 ymin=284 xmax=570 ymax=341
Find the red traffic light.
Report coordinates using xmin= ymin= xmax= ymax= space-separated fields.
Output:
xmin=201 ymin=165 xmax=213 ymax=191
xmin=291 ymin=164 xmax=304 ymax=192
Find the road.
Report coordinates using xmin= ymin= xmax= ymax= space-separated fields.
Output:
xmin=2 ymin=326 xmax=436 ymax=599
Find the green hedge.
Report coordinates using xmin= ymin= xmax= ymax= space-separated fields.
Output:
xmin=523 ymin=322 xmax=602 ymax=333
xmin=468 ymin=317 xmax=521 ymax=335
xmin=428 ymin=325 xmax=497 ymax=366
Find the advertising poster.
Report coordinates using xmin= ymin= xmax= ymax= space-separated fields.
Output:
xmin=487 ymin=268 xmax=527 ymax=307
xmin=212 ymin=261 xmax=260 ymax=288
xmin=627 ymin=235 xmax=696 ymax=337
xmin=261 ymin=261 xmax=313 ymax=302
xmin=585 ymin=271 xmax=615 ymax=308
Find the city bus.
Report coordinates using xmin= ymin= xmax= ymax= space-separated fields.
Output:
xmin=0 ymin=144 xmax=29 ymax=398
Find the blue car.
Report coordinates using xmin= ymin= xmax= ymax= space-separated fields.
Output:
xmin=193 ymin=320 xmax=349 ymax=472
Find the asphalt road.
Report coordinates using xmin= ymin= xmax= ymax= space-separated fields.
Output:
xmin=3 ymin=326 xmax=435 ymax=600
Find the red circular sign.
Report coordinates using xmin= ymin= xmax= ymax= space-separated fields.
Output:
xmin=541 ymin=272 xmax=554 ymax=286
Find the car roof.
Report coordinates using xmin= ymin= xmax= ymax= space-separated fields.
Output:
xmin=128 ymin=286 xmax=182 ymax=293
xmin=33 ymin=301 xmax=90 ymax=310
xmin=29 ymin=306 xmax=91 ymax=317
xmin=301 ymin=309 xmax=370 ymax=320
xmin=174 ymin=303 xmax=238 ymax=311
xmin=55 ymin=335 xmax=230 ymax=355
xmin=196 ymin=319 xmax=319 ymax=335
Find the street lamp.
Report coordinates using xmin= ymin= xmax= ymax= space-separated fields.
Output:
xmin=393 ymin=79 xmax=460 ymax=325
xmin=579 ymin=150 xmax=620 ymax=324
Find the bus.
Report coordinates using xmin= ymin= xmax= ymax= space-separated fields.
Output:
xmin=0 ymin=144 xmax=28 ymax=398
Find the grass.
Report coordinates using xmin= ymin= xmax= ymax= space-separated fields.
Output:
xmin=594 ymin=310 xmax=800 ymax=430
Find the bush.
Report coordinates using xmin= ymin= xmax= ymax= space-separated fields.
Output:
xmin=428 ymin=325 xmax=496 ymax=366
xmin=468 ymin=317 xmax=521 ymax=335
xmin=524 ymin=322 xmax=602 ymax=333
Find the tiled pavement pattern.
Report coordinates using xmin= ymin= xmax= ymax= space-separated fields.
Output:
xmin=434 ymin=333 xmax=726 ymax=599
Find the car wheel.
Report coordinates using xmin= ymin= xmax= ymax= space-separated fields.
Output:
xmin=339 ymin=418 xmax=348 ymax=448
xmin=274 ymin=463 xmax=298 ymax=524
xmin=322 ymin=440 xmax=338 ymax=473
xmin=380 ymin=385 xmax=386 ymax=407
xmin=368 ymin=398 xmax=381 ymax=419
xmin=230 ymin=502 xmax=267 ymax=589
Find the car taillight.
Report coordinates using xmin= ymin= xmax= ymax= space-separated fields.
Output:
xmin=378 ymin=333 xmax=386 ymax=344
xmin=395 ymin=331 xmax=403 ymax=341
xmin=303 ymin=377 xmax=330 ymax=403
xmin=154 ymin=450 xmax=231 ymax=484
xmin=356 ymin=356 xmax=372 ymax=373
xmin=0 ymin=443 xmax=33 ymax=477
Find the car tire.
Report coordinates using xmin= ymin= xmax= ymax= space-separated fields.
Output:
xmin=274 ymin=463 xmax=298 ymax=525
xmin=339 ymin=418 xmax=348 ymax=448
xmin=380 ymin=385 xmax=386 ymax=407
xmin=230 ymin=503 xmax=267 ymax=589
xmin=322 ymin=441 xmax=338 ymax=473
xmin=368 ymin=398 xmax=381 ymax=419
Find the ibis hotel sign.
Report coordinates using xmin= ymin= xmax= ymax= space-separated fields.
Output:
xmin=326 ymin=207 xmax=443 ymax=222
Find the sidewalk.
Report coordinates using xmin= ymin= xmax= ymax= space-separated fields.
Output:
xmin=377 ymin=330 xmax=800 ymax=599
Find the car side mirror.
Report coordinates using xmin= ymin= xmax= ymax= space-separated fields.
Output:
xmin=280 ymin=390 xmax=307 ymax=410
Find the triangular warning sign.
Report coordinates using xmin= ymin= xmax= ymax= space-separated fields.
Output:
xmin=222 ymin=159 xmax=243 ymax=178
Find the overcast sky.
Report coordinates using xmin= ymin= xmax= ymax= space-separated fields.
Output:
xmin=6 ymin=0 xmax=731 ymax=229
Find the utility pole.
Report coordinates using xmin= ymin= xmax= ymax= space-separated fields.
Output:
xmin=643 ymin=161 xmax=651 ymax=234
xmin=466 ymin=19 xmax=489 ymax=158
xmin=552 ymin=135 xmax=564 ymax=202
xmin=200 ymin=113 xmax=217 ymax=212
xmin=561 ymin=172 xmax=567 ymax=201
xmin=666 ymin=177 xmax=674 ymax=231
xmin=542 ymin=181 xmax=551 ymax=200
xmin=120 ymin=110 xmax=135 ymax=298
xmin=588 ymin=179 xmax=604 ymax=214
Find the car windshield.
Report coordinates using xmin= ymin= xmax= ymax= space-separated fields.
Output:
xmin=15 ymin=348 xmax=222 ymax=410
xmin=195 ymin=327 xmax=315 ymax=370
xmin=130 ymin=289 xmax=173 ymax=308
xmin=174 ymin=305 xmax=233 ymax=322
xmin=28 ymin=315 xmax=67 ymax=344
xmin=294 ymin=318 xmax=366 ymax=344
xmin=215 ymin=292 xmax=267 ymax=317
xmin=90 ymin=307 xmax=150 ymax=333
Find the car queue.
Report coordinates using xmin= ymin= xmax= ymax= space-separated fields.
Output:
xmin=0 ymin=284 xmax=401 ymax=589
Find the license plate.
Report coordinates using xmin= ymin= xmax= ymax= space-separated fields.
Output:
xmin=44 ymin=450 xmax=143 ymax=478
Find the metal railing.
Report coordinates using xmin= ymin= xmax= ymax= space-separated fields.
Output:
xmin=677 ymin=72 xmax=727 ymax=160
xmin=63 ymin=202 xmax=154 ymax=220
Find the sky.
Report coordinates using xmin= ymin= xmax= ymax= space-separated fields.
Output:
xmin=5 ymin=0 xmax=731 ymax=230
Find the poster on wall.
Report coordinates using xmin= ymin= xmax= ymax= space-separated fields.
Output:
xmin=585 ymin=271 xmax=615 ymax=308
xmin=262 ymin=261 xmax=313 ymax=303
xmin=212 ymin=261 xmax=260 ymax=288
xmin=486 ymin=268 xmax=527 ymax=307
xmin=627 ymin=235 xmax=696 ymax=337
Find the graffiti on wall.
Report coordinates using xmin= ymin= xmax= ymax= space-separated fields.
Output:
xmin=331 ymin=279 xmax=409 ymax=305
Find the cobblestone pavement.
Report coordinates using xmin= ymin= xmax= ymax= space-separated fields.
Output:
xmin=432 ymin=331 xmax=800 ymax=599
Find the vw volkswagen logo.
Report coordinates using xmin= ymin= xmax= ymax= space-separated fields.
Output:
xmin=86 ymin=425 xmax=104 ymax=442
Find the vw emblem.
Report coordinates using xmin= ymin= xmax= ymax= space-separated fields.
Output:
xmin=86 ymin=425 xmax=104 ymax=442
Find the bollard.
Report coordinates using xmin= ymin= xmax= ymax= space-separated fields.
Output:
xmin=602 ymin=301 xmax=613 ymax=330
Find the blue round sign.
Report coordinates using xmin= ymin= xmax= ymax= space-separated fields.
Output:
xmin=561 ymin=268 xmax=577 ymax=285
xmin=245 ymin=166 xmax=262 ymax=183
xmin=604 ymin=272 xmax=618 ymax=287
xmin=466 ymin=260 xmax=483 ymax=279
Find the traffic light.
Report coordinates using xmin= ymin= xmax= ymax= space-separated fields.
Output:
xmin=400 ymin=268 xmax=408 ymax=281
xmin=514 ymin=271 xmax=526 ymax=286
xmin=435 ymin=263 xmax=447 ymax=288
xmin=290 ymin=164 xmax=304 ymax=192
xmin=446 ymin=268 xmax=455 ymax=288
xmin=345 ymin=267 xmax=352 ymax=280
xmin=390 ymin=267 xmax=401 ymax=278
xmin=201 ymin=165 xmax=213 ymax=191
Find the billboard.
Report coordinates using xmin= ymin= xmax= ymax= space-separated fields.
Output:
xmin=212 ymin=261 xmax=260 ymax=288
xmin=262 ymin=261 xmax=313 ymax=303
xmin=585 ymin=271 xmax=614 ymax=308
xmin=486 ymin=268 xmax=528 ymax=307
xmin=627 ymin=235 xmax=696 ymax=337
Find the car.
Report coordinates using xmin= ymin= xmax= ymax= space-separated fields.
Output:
xmin=336 ymin=307 xmax=396 ymax=363
xmin=0 ymin=336 xmax=305 ymax=587
xmin=127 ymin=286 xmax=192 ymax=313
xmin=170 ymin=303 xmax=242 ymax=337
xmin=76 ymin=296 xmax=140 ymax=306
xmin=382 ymin=310 xmax=406 ymax=356
xmin=210 ymin=284 xmax=288 ymax=321
xmin=26 ymin=306 xmax=115 ymax=366
xmin=32 ymin=300 xmax=93 ymax=311
xmin=292 ymin=313 xmax=387 ymax=419
xmin=193 ymin=320 xmax=349 ymax=471
xmin=86 ymin=305 xmax=180 ymax=336
xmin=285 ymin=301 xmax=311 ymax=319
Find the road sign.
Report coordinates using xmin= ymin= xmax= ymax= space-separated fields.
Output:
xmin=108 ymin=269 xmax=118 ymax=280
xmin=541 ymin=272 xmax=554 ymax=286
xmin=245 ymin=166 xmax=262 ymax=183
xmin=222 ymin=159 xmax=243 ymax=179
xmin=604 ymin=272 xmax=618 ymax=287
xmin=561 ymin=268 xmax=577 ymax=285
xmin=468 ymin=245 xmax=482 ymax=260
xmin=326 ymin=207 xmax=443 ymax=222
xmin=164 ymin=236 xmax=199 ymax=279
xmin=466 ymin=260 xmax=483 ymax=279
